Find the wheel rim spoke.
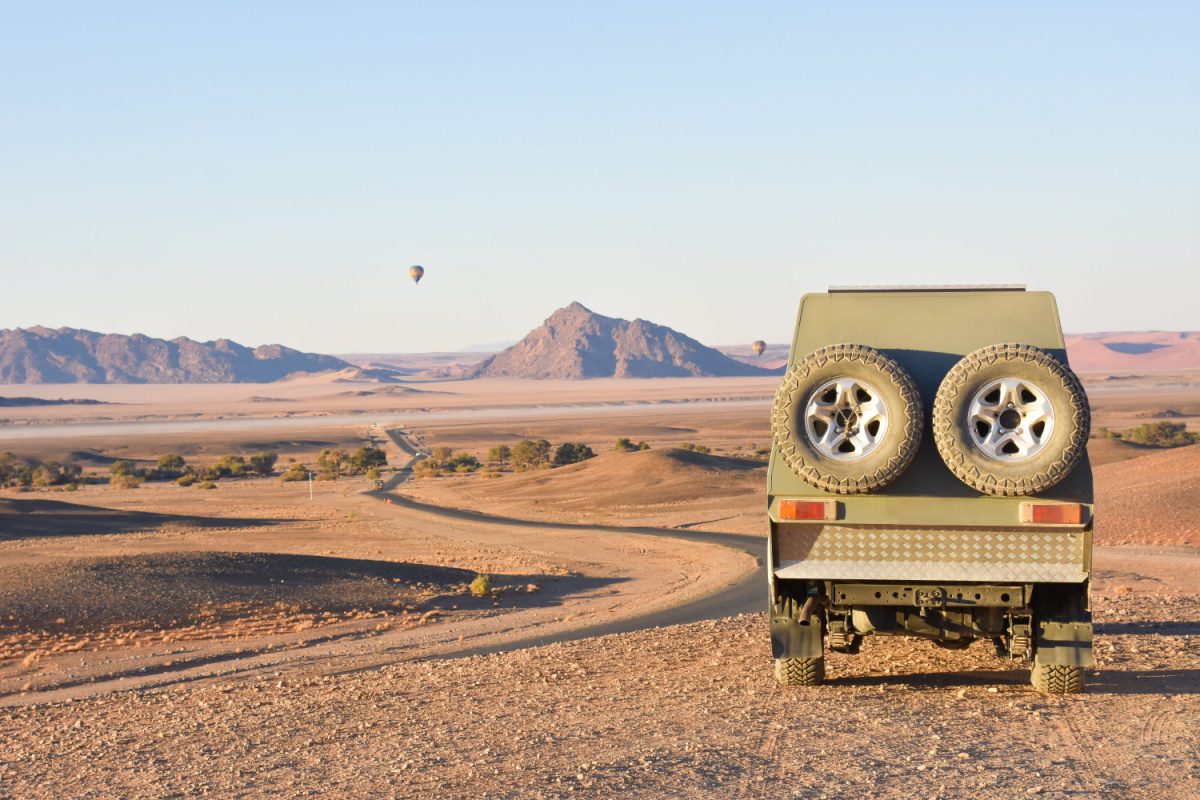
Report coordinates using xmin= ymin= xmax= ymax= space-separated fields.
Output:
xmin=967 ymin=377 xmax=1056 ymax=461
xmin=804 ymin=378 xmax=889 ymax=461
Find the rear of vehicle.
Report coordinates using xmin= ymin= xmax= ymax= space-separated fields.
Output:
xmin=767 ymin=287 xmax=1094 ymax=693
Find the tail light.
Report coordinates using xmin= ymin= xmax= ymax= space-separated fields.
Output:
xmin=1020 ymin=502 xmax=1084 ymax=525
xmin=778 ymin=499 xmax=839 ymax=521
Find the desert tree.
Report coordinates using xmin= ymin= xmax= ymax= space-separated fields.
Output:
xmin=350 ymin=446 xmax=387 ymax=473
xmin=247 ymin=451 xmax=279 ymax=477
xmin=511 ymin=439 xmax=551 ymax=471
xmin=553 ymin=442 xmax=595 ymax=466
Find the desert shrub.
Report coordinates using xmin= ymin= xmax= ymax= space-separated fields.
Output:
xmin=194 ymin=465 xmax=222 ymax=481
xmin=62 ymin=482 xmax=77 ymax=492
xmin=614 ymin=437 xmax=637 ymax=452
xmin=110 ymin=473 xmax=141 ymax=489
xmin=109 ymin=460 xmax=141 ymax=478
xmin=1121 ymin=422 xmax=1198 ymax=447
xmin=511 ymin=439 xmax=551 ymax=471
xmin=280 ymin=463 xmax=309 ymax=482
xmin=197 ymin=480 xmax=216 ymax=490
xmin=154 ymin=453 xmax=187 ymax=479
xmin=680 ymin=442 xmax=711 ymax=454
xmin=469 ymin=574 xmax=491 ymax=597
xmin=487 ymin=445 xmax=511 ymax=465
xmin=447 ymin=452 xmax=480 ymax=472
xmin=365 ymin=466 xmax=381 ymax=481
xmin=316 ymin=449 xmax=348 ymax=479
xmin=637 ymin=441 xmax=651 ymax=450
xmin=176 ymin=473 xmax=197 ymax=487
xmin=30 ymin=461 xmax=81 ymax=487
xmin=350 ymin=446 xmax=387 ymax=474
xmin=430 ymin=447 xmax=454 ymax=467
xmin=247 ymin=451 xmax=279 ymax=477
xmin=0 ymin=452 xmax=36 ymax=487
xmin=212 ymin=454 xmax=248 ymax=478
xmin=30 ymin=466 xmax=56 ymax=488
xmin=553 ymin=442 xmax=595 ymax=465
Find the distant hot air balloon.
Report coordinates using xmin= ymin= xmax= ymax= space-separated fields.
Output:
xmin=751 ymin=340 xmax=767 ymax=357
xmin=408 ymin=265 xmax=425 ymax=284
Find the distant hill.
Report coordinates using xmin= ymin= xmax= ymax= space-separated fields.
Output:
xmin=468 ymin=303 xmax=780 ymax=379
xmin=1065 ymin=331 xmax=1200 ymax=373
xmin=0 ymin=327 xmax=350 ymax=384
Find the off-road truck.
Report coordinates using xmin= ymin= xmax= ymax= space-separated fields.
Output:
xmin=767 ymin=286 xmax=1093 ymax=693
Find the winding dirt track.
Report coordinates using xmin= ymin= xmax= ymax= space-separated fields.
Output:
xmin=366 ymin=427 xmax=767 ymax=659
xmin=0 ymin=428 xmax=764 ymax=706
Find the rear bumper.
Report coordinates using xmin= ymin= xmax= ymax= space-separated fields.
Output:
xmin=772 ymin=523 xmax=1090 ymax=584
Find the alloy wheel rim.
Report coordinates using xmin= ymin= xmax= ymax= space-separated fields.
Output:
xmin=968 ymin=378 xmax=1056 ymax=461
xmin=803 ymin=378 xmax=889 ymax=460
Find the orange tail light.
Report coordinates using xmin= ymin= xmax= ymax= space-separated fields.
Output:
xmin=779 ymin=499 xmax=839 ymax=521
xmin=1020 ymin=502 xmax=1084 ymax=525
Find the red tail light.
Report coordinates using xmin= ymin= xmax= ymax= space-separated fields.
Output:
xmin=779 ymin=499 xmax=838 ymax=521
xmin=1020 ymin=503 xmax=1084 ymax=525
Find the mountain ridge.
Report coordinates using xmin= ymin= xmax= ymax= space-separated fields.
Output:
xmin=0 ymin=327 xmax=350 ymax=384
xmin=467 ymin=302 xmax=779 ymax=379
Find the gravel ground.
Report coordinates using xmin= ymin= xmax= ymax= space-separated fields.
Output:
xmin=3 ymin=590 xmax=1196 ymax=800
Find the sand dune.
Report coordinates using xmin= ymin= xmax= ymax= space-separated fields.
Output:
xmin=1094 ymin=444 xmax=1200 ymax=547
xmin=1067 ymin=331 xmax=1200 ymax=373
xmin=406 ymin=447 xmax=767 ymax=529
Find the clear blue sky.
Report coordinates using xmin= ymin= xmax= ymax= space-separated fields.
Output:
xmin=1 ymin=2 xmax=1196 ymax=353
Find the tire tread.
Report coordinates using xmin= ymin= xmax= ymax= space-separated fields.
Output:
xmin=932 ymin=343 xmax=1089 ymax=496
xmin=771 ymin=344 xmax=922 ymax=494
xmin=775 ymin=657 xmax=825 ymax=686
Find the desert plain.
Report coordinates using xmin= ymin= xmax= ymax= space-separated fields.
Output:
xmin=0 ymin=371 xmax=1198 ymax=799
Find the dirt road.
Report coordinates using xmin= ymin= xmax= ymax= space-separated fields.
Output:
xmin=1 ymin=430 xmax=762 ymax=706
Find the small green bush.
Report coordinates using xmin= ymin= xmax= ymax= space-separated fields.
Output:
xmin=469 ymin=574 xmax=491 ymax=597
xmin=553 ymin=442 xmax=596 ymax=465
xmin=1121 ymin=421 xmax=1198 ymax=447
xmin=197 ymin=480 xmax=216 ymax=490
xmin=280 ymin=463 xmax=309 ymax=482
xmin=110 ymin=473 xmax=141 ymax=489
xmin=176 ymin=473 xmax=197 ymax=487
xmin=680 ymin=442 xmax=711 ymax=454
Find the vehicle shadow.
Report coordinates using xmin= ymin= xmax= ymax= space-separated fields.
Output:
xmin=1086 ymin=669 xmax=1200 ymax=696
xmin=830 ymin=669 xmax=1028 ymax=690
xmin=832 ymin=666 xmax=1200 ymax=695
xmin=1095 ymin=620 xmax=1200 ymax=635
xmin=0 ymin=497 xmax=298 ymax=540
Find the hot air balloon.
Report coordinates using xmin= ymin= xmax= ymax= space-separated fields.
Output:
xmin=751 ymin=340 xmax=767 ymax=357
xmin=408 ymin=265 xmax=425 ymax=284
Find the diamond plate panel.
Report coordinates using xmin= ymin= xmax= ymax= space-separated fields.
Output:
xmin=776 ymin=525 xmax=1087 ymax=582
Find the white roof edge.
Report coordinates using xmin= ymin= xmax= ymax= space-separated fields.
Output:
xmin=827 ymin=284 xmax=1027 ymax=293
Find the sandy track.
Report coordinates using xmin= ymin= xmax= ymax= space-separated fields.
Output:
xmin=1 ymin=431 xmax=760 ymax=706
xmin=4 ymin=581 xmax=1196 ymax=800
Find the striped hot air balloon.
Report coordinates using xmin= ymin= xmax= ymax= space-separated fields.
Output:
xmin=408 ymin=265 xmax=425 ymax=284
xmin=752 ymin=340 xmax=767 ymax=357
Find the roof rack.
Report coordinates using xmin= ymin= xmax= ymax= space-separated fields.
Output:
xmin=828 ymin=285 xmax=1026 ymax=293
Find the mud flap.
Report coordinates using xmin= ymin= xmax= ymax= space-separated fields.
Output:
xmin=1034 ymin=620 xmax=1094 ymax=667
xmin=770 ymin=598 xmax=824 ymax=659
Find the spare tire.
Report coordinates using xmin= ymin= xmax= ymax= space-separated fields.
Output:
xmin=771 ymin=344 xmax=923 ymax=494
xmin=933 ymin=343 xmax=1089 ymax=496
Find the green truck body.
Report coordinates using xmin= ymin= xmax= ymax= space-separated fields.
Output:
xmin=767 ymin=287 xmax=1094 ymax=692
